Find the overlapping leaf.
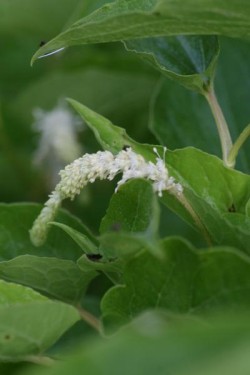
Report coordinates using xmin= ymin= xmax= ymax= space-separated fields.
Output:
xmin=101 ymin=237 xmax=250 ymax=329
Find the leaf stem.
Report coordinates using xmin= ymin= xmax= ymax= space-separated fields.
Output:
xmin=25 ymin=355 xmax=55 ymax=366
xmin=173 ymin=191 xmax=212 ymax=246
xmin=78 ymin=307 xmax=102 ymax=333
xmin=204 ymin=85 xmax=233 ymax=167
xmin=227 ymin=124 xmax=250 ymax=167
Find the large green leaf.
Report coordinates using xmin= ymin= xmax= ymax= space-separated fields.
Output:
xmin=0 ymin=280 xmax=79 ymax=361
xmin=21 ymin=311 xmax=250 ymax=375
xmin=0 ymin=255 xmax=97 ymax=304
xmin=101 ymin=238 xmax=250 ymax=329
xmin=31 ymin=0 xmax=250 ymax=63
xmin=124 ymin=35 xmax=219 ymax=92
xmin=68 ymin=100 xmax=250 ymax=251
xmin=0 ymin=203 xmax=93 ymax=261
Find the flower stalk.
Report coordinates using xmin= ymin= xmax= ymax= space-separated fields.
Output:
xmin=204 ymin=85 xmax=233 ymax=167
xmin=227 ymin=124 xmax=250 ymax=167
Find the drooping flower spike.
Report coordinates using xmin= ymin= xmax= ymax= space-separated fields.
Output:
xmin=30 ymin=147 xmax=183 ymax=246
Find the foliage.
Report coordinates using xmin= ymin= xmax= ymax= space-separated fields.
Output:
xmin=0 ymin=0 xmax=250 ymax=374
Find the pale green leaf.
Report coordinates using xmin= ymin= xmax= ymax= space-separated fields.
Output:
xmin=0 ymin=280 xmax=79 ymax=361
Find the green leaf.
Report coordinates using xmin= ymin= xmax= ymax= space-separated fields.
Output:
xmin=0 ymin=203 xmax=93 ymax=262
xmin=68 ymin=100 xmax=250 ymax=251
xmin=101 ymin=237 xmax=250 ymax=329
xmin=67 ymin=98 xmax=130 ymax=153
xmin=31 ymin=0 xmax=250 ymax=63
xmin=0 ymin=280 xmax=79 ymax=361
xmin=77 ymin=254 xmax=123 ymax=275
xmin=99 ymin=179 xmax=161 ymax=258
xmin=20 ymin=311 xmax=250 ymax=375
xmin=0 ymin=255 xmax=97 ymax=304
xmin=162 ymin=148 xmax=250 ymax=250
xmin=100 ymin=179 xmax=159 ymax=235
xmin=124 ymin=35 xmax=219 ymax=92
xmin=49 ymin=222 xmax=98 ymax=255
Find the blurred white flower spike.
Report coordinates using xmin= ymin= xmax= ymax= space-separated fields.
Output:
xmin=32 ymin=101 xmax=83 ymax=186
xmin=30 ymin=147 xmax=183 ymax=246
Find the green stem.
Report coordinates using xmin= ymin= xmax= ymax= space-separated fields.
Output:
xmin=228 ymin=124 xmax=250 ymax=167
xmin=25 ymin=355 xmax=55 ymax=366
xmin=78 ymin=307 xmax=102 ymax=333
xmin=173 ymin=191 xmax=212 ymax=246
xmin=204 ymin=85 xmax=233 ymax=167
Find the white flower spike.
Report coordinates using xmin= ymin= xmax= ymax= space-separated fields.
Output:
xmin=30 ymin=147 xmax=183 ymax=246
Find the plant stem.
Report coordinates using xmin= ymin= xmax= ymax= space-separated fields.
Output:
xmin=227 ymin=124 xmax=250 ymax=167
xmin=173 ymin=191 xmax=212 ymax=246
xmin=25 ymin=355 xmax=55 ymax=366
xmin=204 ymin=85 xmax=233 ymax=167
xmin=78 ymin=307 xmax=102 ymax=333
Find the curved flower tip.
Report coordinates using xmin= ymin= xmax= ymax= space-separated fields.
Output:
xmin=30 ymin=191 xmax=62 ymax=247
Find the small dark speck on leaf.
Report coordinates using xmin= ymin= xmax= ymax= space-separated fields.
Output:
xmin=39 ymin=40 xmax=46 ymax=47
xmin=87 ymin=254 xmax=102 ymax=261
xmin=110 ymin=222 xmax=122 ymax=232
xmin=154 ymin=11 xmax=161 ymax=16
xmin=228 ymin=204 xmax=236 ymax=213
xmin=4 ymin=334 xmax=11 ymax=341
